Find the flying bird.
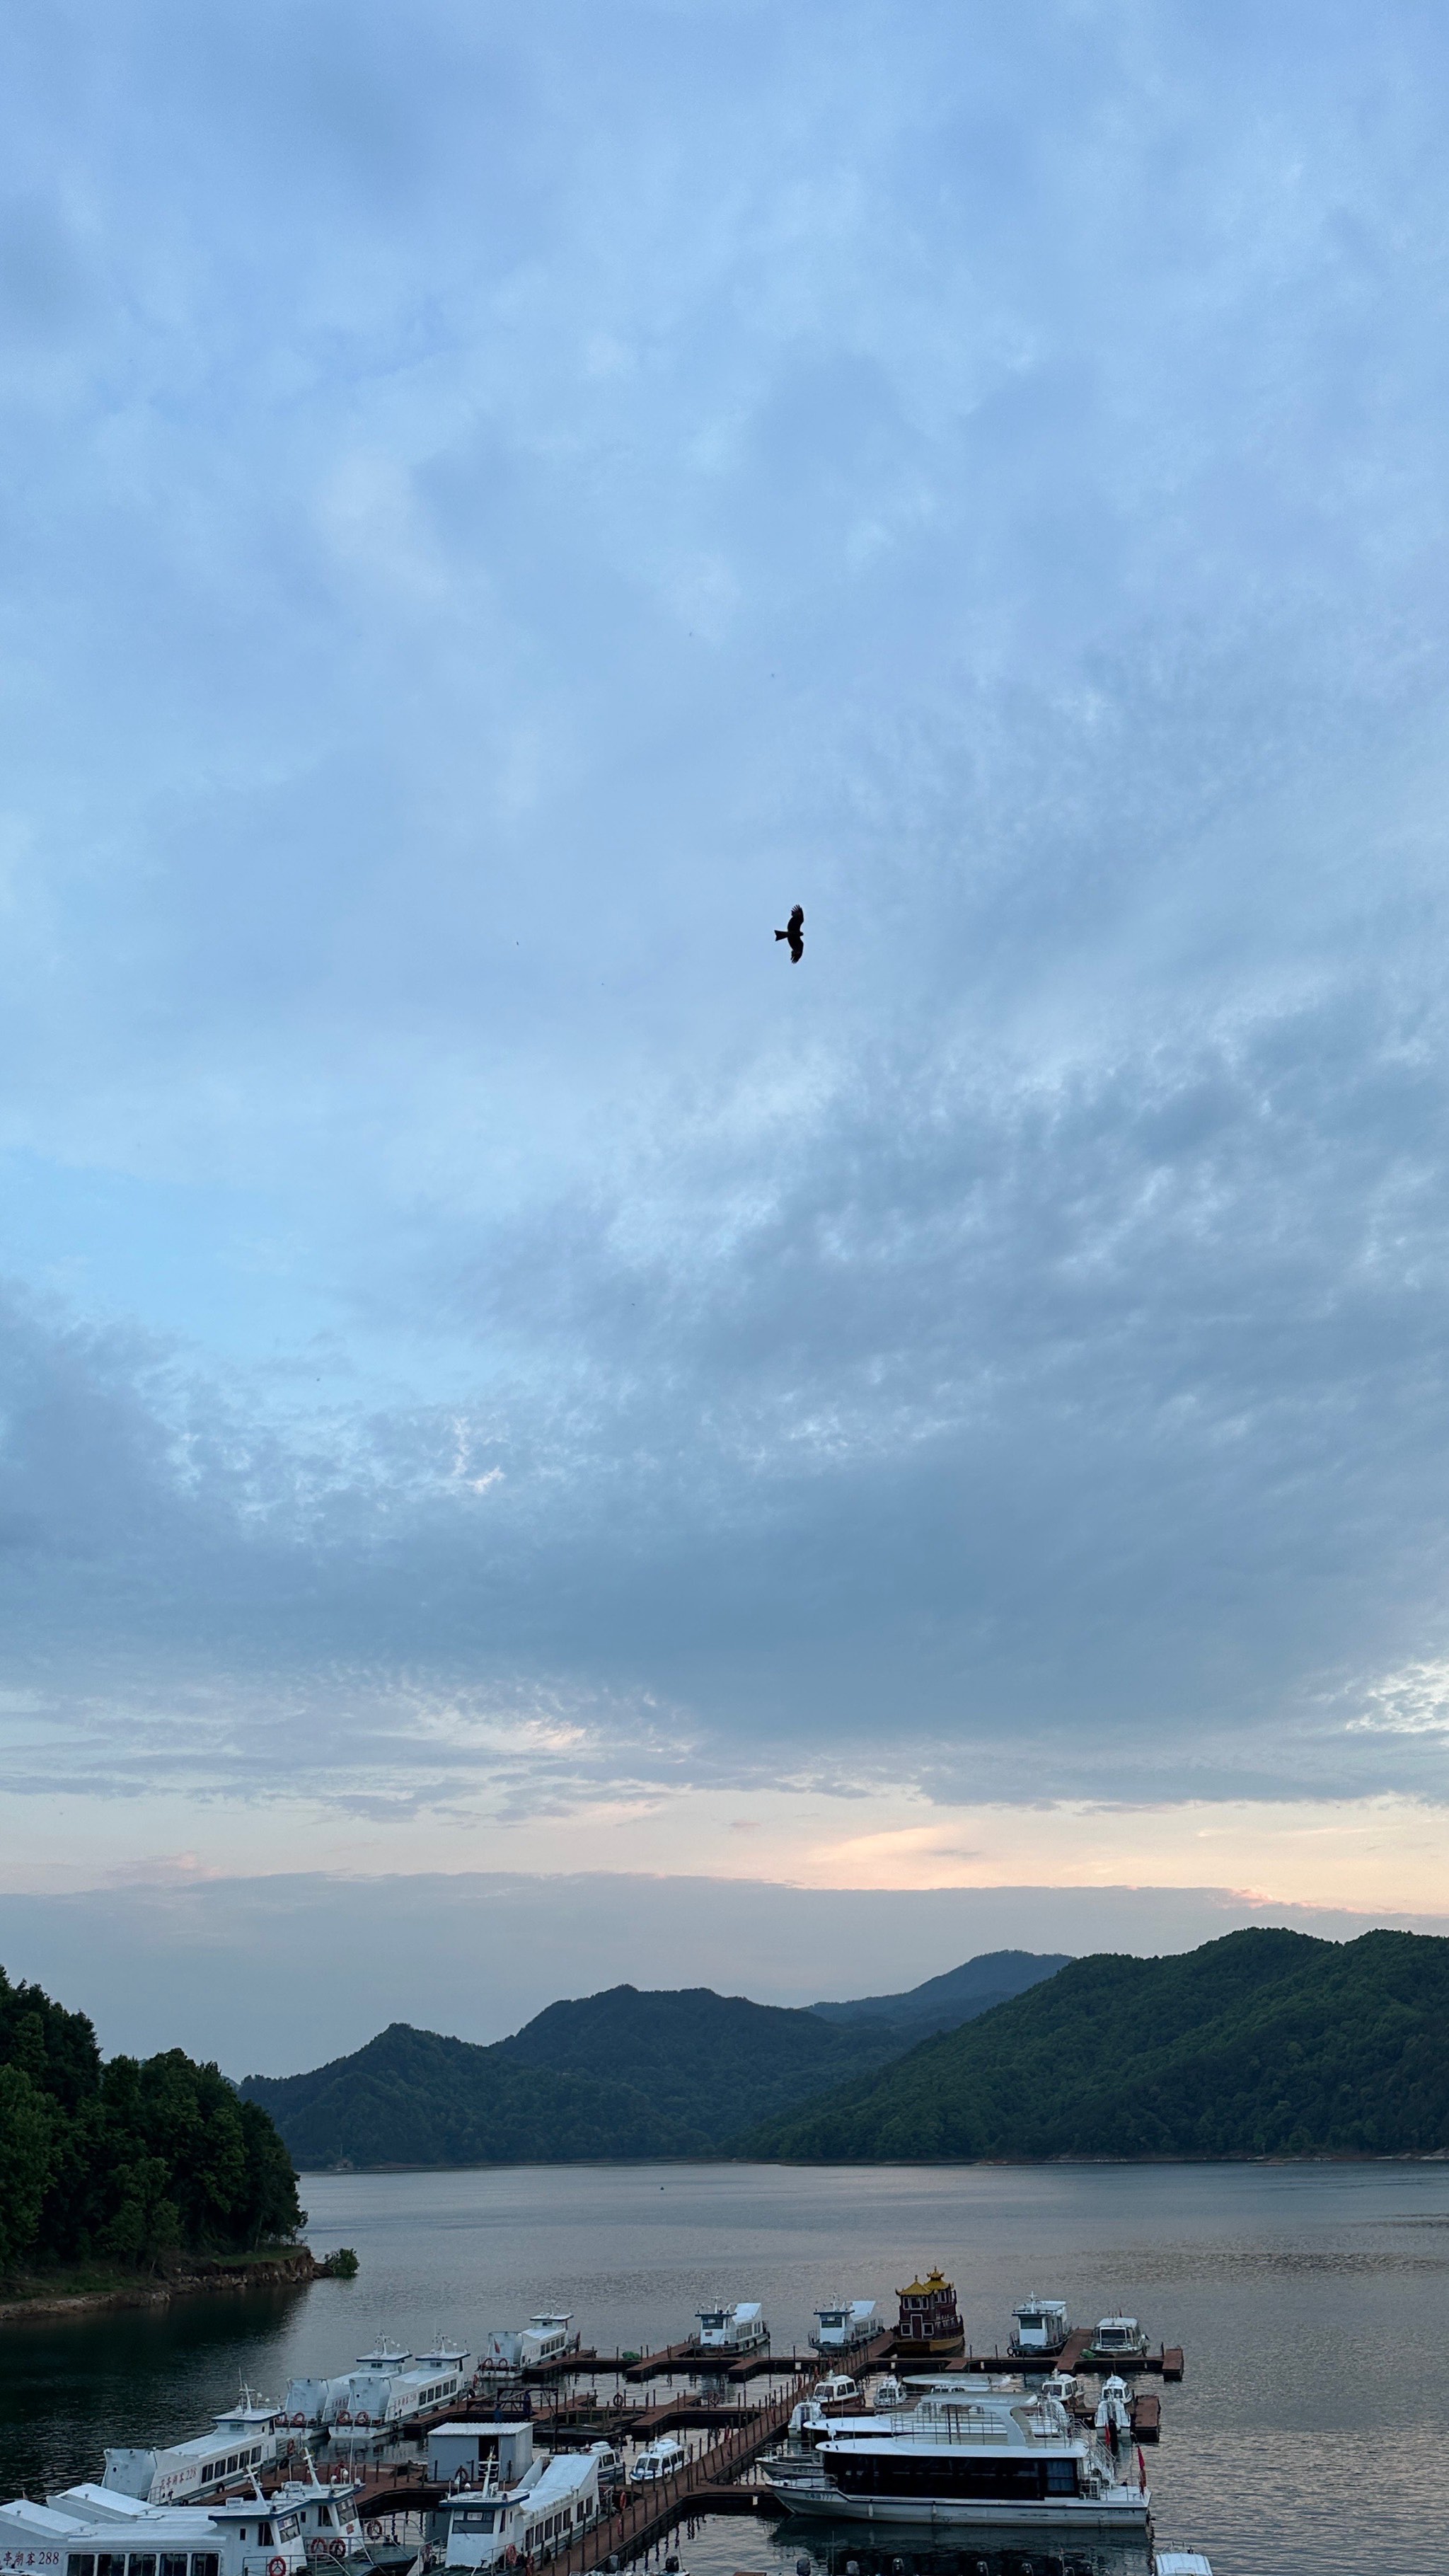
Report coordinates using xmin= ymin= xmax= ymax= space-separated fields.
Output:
xmin=775 ymin=903 xmax=804 ymax=962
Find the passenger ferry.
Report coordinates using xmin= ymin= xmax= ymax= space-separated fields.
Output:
xmin=262 ymin=2472 xmax=365 ymax=2566
xmin=478 ymin=2316 xmax=577 ymax=2371
xmin=812 ymin=2299 xmax=881 ymax=2354
xmin=102 ymin=2396 xmax=285 ymax=2504
xmin=763 ymin=2379 xmax=1150 ymax=2535
xmin=694 ymin=2301 xmax=768 ymax=2354
xmin=325 ymin=2340 xmax=471 ymax=2432
xmin=1009 ymin=2296 xmax=1070 ymax=2356
xmin=429 ymin=2451 xmax=601 ymax=2575
xmin=894 ymin=2271 xmax=962 ymax=2352
xmin=1 ymin=2483 xmax=312 ymax=2576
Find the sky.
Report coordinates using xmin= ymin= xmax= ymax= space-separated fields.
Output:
xmin=4 ymin=1 xmax=1449 ymax=2070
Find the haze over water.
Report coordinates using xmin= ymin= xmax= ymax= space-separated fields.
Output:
xmin=4 ymin=2163 xmax=1445 ymax=2576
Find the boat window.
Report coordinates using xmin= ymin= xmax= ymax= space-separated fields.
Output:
xmin=97 ymin=2556 xmax=126 ymax=2576
xmin=67 ymin=2556 xmax=96 ymax=2576
xmin=258 ymin=2527 xmax=273 ymax=2547
xmin=191 ymin=2555 xmax=220 ymax=2576
xmin=161 ymin=2557 xmax=188 ymax=2576
xmin=275 ymin=2522 xmax=299 ymax=2543
xmin=128 ymin=2555 xmax=158 ymax=2576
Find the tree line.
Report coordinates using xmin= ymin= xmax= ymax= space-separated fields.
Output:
xmin=0 ymin=1963 xmax=303 ymax=2275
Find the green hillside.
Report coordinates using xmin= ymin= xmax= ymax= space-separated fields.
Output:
xmin=810 ymin=1949 xmax=1070 ymax=2031
xmin=0 ymin=1964 xmax=302 ymax=2277
xmin=242 ymin=1985 xmax=916 ymax=2168
xmin=744 ymin=1928 xmax=1449 ymax=2161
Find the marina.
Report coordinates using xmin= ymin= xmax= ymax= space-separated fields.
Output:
xmin=6 ymin=2157 xmax=1448 ymax=2576
xmin=1 ymin=2282 xmax=1184 ymax=2576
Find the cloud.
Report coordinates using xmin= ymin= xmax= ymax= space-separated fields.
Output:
xmin=1 ymin=6 xmax=1449 ymax=1881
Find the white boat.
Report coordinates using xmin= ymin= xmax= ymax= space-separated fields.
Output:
xmin=870 ymin=2376 xmax=906 ymax=2412
xmin=1010 ymin=2296 xmax=1070 ymax=2355
xmin=102 ymin=2394 xmax=285 ymax=2504
xmin=629 ymin=2436 xmax=688 ymax=2485
xmin=1090 ymin=2314 xmax=1150 ymax=2362
xmin=6 ymin=2484 xmax=312 ymax=2576
xmin=326 ymin=2338 xmax=471 ymax=2433
xmin=1040 ymin=2369 xmax=1080 ymax=2411
xmin=1156 ymin=2556 xmax=1214 ymax=2575
xmin=812 ymin=2300 xmax=881 ymax=2354
xmin=432 ymin=2449 xmax=601 ymax=2573
xmin=265 ymin=2471 xmax=366 ymax=2565
xmin=816 ymin=2375 xmax=862 ymax=2408
xmin=1094 ymin=2376 xmax=1133 ymax=2438
xmin=479 ymin=2315 xmax=577 ymax=2371
xmin=763 ymin=2382 xmax=1150 ymax=2534
xmin=695 ymin=2301 xmax=768 ymax=2353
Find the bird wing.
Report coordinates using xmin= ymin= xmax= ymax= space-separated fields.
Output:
xmin=789 ymin=932 xmax=804 ymax=961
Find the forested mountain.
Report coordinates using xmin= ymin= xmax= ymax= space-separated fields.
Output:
xmin=242 ymin=1985 xmax=913 ymax=2168
xmin=810 ymin=1948 xmax=1070 ymax=2031
xmin=746 ymin=1928 xmax=1449 ymax=2161
xmin=0 ymin=1964 xmax=302 ymax=2276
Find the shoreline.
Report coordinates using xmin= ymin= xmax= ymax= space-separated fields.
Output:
xmin=0 ymin=2245 xmax=337 ymax=2326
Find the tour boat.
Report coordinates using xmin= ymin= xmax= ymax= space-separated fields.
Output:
xmin=432 ymin=2450 xmax=602 ymax=2574
xmin=894 ymin=2270 xmax=963 ymax=2352
xmin=1009 ymin=2296 xmax=1070 ymax=2356
xmin=694 ymin=2300 xmax=769 ymax=2353
xmin=479 ymin=2315 xmax=577 ymax=2371
xmin=763 ymin=2381 xmax=1150 ymax=2534
xmin=325 ymin=2338 xmax=471 ymax=2433
xmin=812 ymin=2299 xmax=882 ymax=2353
xmin=7 ymin=2483 xmax=313 ymax=2576
xmin=102 ymin=2395 xmax=284 ymax=2505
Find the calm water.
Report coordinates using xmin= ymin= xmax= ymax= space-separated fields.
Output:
xmin=3 ymin=2162 xmax=1447 ymax=2576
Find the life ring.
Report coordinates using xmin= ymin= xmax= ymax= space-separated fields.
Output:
xmin=366 ymin=2525 xmax=382 ymax=2542
xmin=505 ymin=2549 xmax=518 ymax=2567
xmin=269 ymin=2556 xmax=287 ymax=2575
xmin=330 ymin=2542 xmax=347 ymax=2560
xmin=335 ymin=2410 xmax=352 ymax=2427
xmin=354 ymin=2412 xmax=371 ymax=2427
xmin=292 ymin=2414 xmax=307 ymax=2430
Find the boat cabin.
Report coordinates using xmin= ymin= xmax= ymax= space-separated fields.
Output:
xmin=1092 ymin=2316 xmax=1148 ymax=2358
xmin=812 ymin=2301 xmax=879 ymax=2352
xmin=695 ymin=2302 xmax=768 ymax=2353
xmin=629 ymin=2438 xmax=686 ymax=2485
xmin=1011 ymin=2297 xmax=1070 ymax=2354
xmin=427 ymin=2425 xmax=534 ymax=2490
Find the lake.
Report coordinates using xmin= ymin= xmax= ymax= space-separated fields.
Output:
xmin=3 ymin=2161 xmax=1446 ymax=2576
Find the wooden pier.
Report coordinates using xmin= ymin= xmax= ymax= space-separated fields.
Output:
xmin=550 ymin=2382 xmax=804 ymax=2576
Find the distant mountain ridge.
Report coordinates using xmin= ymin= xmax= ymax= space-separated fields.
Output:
xmin=809 ymin=1949 xmax=1070 ymax=2030
xmin=242 ymin=1949 xmax=1069 ymax=2170
xmin=744 ymin=1928 xmax=1449 ymax=2162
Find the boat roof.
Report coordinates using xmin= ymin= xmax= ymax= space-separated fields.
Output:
xmin=898 ymin=2270 xmax=952 ymax=2296
xmin=1096 ymin=2315 xmax=1140 ymax=2330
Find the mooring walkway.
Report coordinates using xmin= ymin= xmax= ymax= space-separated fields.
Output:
xmin=549 ymin=2381 xmax=804 ymax=2576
